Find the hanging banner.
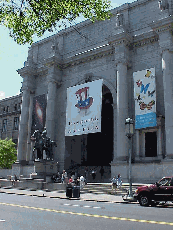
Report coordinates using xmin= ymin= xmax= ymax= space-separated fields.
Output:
xmin=65 ymin=79 xmax=103 ymax=136
xmin=32 ymin=94 xmax=47 ymax=132
xmin=133 ymin=68 xmax=156 ymax=129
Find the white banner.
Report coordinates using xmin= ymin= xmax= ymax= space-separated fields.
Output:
xmin=65 ymin=79 xmax=103 ymax=136
xmin=133 ymin=68 xmax=156 ymax=129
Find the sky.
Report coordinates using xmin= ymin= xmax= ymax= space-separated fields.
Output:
xmin=0 ymin=0 xmax=135 ymax=100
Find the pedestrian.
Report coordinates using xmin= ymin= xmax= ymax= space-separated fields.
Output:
xmin=12 ymin=174 xmax=17 ymax=187
xmin=69 ymin=176 xmax=73 ymax=184
xmin=61 ymin=169 xmax=67 ymax=184
xmin=117 ymin=174 xmax=122 ymax=188
xmin=80 ymin=175 xmax=85 ymax=190
xmin=111 ymin=176 xmax=117 ymax=192
xmin=14 ymin=174 xmax=17 ymax=181
xmin=51 ymin=174 xmax=56 ymax=183
xmin=99 ymin=166 xmax=104 ymax=180
xmin=91 ymin=169 xmax=96 ymax=181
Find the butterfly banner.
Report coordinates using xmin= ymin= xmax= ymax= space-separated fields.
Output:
xmin=65 ymin=79 xmax=103 ymax=136
xmin=133 ymin=68 xmax=156 ymax=129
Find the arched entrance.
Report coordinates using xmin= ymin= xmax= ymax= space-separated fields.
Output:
xmin=65 ymin=84 xmax=114 ymax=177
xmin=86 ymin=84 xmax=113 ymax=166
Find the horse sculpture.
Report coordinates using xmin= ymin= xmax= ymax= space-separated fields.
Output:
xmin=31 ymin=128 xmax=57 ymax=160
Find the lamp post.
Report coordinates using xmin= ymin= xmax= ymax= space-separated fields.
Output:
xmin=125 ymin=118 xmax=134 ymax=199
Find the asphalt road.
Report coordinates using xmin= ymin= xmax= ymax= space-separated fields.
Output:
xmin=0 ymin=193 xmax=173 ymax=230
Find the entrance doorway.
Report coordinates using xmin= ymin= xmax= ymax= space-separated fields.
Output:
xmin=65 ymin=84 xmax=114 ymax=170
xmin=87 ymin=85 xmax=113 ymax=166
xmin=145 ymin=132 xmax=157 ymax=157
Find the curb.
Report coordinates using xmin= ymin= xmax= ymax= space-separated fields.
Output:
xmin=0 ymin=189 xmax=131 ymax=204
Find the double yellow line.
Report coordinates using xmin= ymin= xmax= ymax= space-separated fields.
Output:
xmin=0 ymin=202 xmax=173 ymax=226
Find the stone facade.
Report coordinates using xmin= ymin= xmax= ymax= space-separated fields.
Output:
xmin=0 ymin=94 xmax=22 ymax=147
xmin=2 ymin=0 xmax=173 ymax=182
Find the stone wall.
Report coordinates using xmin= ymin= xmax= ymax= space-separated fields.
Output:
xmin=111 ymin=162 xmax=173 ymax=183
xmin=0 ymin=169 xmax=12 ymax=178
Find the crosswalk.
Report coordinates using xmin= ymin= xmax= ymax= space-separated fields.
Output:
xmin=62 ymin=203 xmax=104 ymax=209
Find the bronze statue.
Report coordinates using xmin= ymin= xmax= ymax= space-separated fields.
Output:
xmin=31 ymin=128 xmax=57 ymax=160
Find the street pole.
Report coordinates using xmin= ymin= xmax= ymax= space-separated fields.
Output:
xmin=129 ymin=146 xmax=132 ymax=197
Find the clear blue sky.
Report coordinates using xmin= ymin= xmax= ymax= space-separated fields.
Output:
xmin=0 ymin=0 xmax=135 ymax=99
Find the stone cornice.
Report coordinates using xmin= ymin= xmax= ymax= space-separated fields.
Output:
xmin=133 ymin=30 xmax=159 ymax=48
xmin=17 ymin=66 xmax=37 ymax=78
xmin=108 ymin=29 xmax=133 ymax=47
xmin=62 ymin=45 xmax=114 ymax=69
xmin=0 ymin=94 xmax=22 ymax=102
xmin=150 ymin=15 xmax=173 ymax=34
xmin=43 ymin=56 xmax=63 ymax=68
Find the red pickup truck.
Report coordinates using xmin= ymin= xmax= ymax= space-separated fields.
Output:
xmin=134 ymin=177 xmax=173 ymax=206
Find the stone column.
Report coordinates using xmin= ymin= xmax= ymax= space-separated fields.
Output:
xmin=26 ymin=91 xmax=35 ymax=162
xmin=46 ymin=78 xmax=57 ymax=140
xmin=116 ymin=62 xmax=128 ymax=161
xmin=162 ymin=49 xmax=173 ymax=159
xmin=17 ymin=88 xmax=30 ymax=162
xmin=110 ymin=31 xmax=132 ymax=163
xmin=111 ymin=103 xmax=117 ymax=163
xmin=150 ymin=17 xmax=173 ymax=160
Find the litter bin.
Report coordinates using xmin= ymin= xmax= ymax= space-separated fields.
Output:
xmin=73 ymin=186 xmax=80 ymax=198
xmin=66 ymin=184 xmax=73 ymax=198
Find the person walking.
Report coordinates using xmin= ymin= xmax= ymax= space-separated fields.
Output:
xmin=99 ymin=166 xmax=104 ymax=181
xmin=111 ymin=176 xmax=117 ymax=192
xmin=61 ymin=170 xmax=67 ymax=184
xmin=117 ymin=174 xmax=122 ymax=188
xmin=91 ymin=169 xmax=96 ymax=181
xmin=80 ymin=175 xmax=85 ymax=190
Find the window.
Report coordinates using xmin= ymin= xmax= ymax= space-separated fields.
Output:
xmin=145 ymin=132 xmax=157 ymax=157
xmin=6 ymin=106 xmax=9 ymax=112
xmin=14 ymin=104 xmax=17 ymax=111
xmin=3 ymin=107 xmax=5 ymax=113
xmin=2 ymin=119 xmax=7 ymax=132
xmin=14 ymin=117 xmax=19 ymax=130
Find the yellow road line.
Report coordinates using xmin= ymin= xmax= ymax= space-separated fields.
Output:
xmin=0 ymin=202 xmax=173 ymax=226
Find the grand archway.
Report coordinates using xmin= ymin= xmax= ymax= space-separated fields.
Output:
xmin=65 ymin=84 xmax=113 ymax=172
xmin=86 ymin=84 xmax=113 ymax=166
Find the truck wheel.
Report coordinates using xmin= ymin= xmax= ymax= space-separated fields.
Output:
xmin=139 ymin=194 xmax=150 ymax=206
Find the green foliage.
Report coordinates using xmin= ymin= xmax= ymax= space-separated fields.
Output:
xmin=0 ymin=0 xmax=112 ymax=44
xmin=0 ymin=138 xmax=17 ymax=169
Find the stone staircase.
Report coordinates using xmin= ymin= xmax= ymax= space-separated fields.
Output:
xmin=80 ymin=183 xmax=141 ymax=196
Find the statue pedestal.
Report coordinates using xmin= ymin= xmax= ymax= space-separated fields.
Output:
xmin=34 ymin=160 xmax=57 ymax=179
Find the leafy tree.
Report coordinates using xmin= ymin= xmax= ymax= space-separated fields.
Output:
xmin=0 ymin=138 xmax=17 ymax=169
xmin=0 ymin=0 xmax=111 ymax=44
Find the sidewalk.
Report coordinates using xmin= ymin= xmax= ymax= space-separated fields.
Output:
xmin=0 ymin=186 xmax=137 ymax=203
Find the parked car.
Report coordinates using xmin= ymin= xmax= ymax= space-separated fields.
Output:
xmin=134 ymin=177 xmax=173 ymax=206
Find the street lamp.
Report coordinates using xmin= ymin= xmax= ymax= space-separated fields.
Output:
xmin=125 ymin=118 xmax=134 ymax=199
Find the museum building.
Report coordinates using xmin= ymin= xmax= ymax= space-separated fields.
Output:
xmin=1 ymin=0 xmax=173 ymax=182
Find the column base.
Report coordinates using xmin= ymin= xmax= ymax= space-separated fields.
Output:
xmin=163 ymin=154 xmax=173 ymax=162
xmin=15 ymin=160 xmax=29 ymax=166
xmin=113 ymin=156 xmax=128 ymax=163
xmin=12 ymin=162 xmax=23 ymax=177
xmin=135 ymin=156 xmax=162 ymax=163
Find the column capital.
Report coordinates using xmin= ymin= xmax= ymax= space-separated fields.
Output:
xmin=46 ymin=64 xmax=62 ymax=85
xmin=108 ymin=31 xmax=132 ymax=66
xmin=108 ymin=29 xmax=132 ymax=47
xmin=17 ymin=65 xmax=37 ymax=78
xmin=150 ymin=16 xmax=173 ymax=52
